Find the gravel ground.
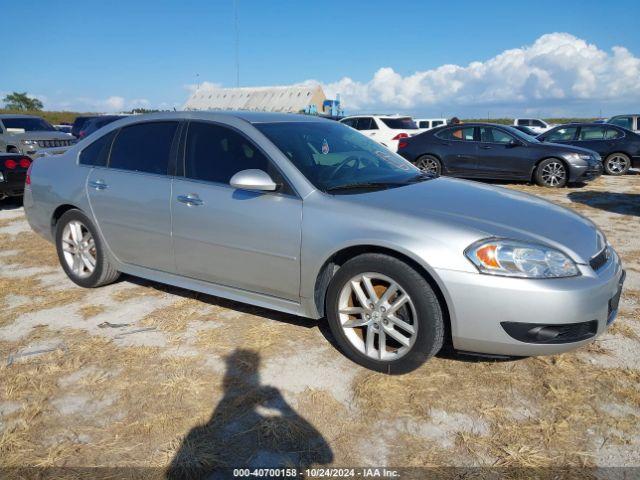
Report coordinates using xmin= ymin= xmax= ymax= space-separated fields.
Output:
xmin=0 ymin=172 xmax=638 ymax=477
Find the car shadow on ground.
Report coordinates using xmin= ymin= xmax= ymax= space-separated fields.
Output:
xmin=128 ymin=277 xmax=520 ymax=365
xmin=165 ymin=349 xmax=333 ymax=479
xmin=568 ymin=191 xmax=640 ymax=217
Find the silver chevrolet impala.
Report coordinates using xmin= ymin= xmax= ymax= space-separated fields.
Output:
xmin=24 ymin=112 xmax=625 ymax=373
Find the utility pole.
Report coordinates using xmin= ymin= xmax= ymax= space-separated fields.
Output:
xmin=234 ymin=0 xmax=240 ymax=87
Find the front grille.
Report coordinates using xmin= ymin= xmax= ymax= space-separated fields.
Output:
xmin=590 ymin=247 xmax=609 ymax=271
xmin=37 ymin=139 xmax=73 ymax=148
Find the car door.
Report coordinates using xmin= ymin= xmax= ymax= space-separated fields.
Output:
xmin=434 ymin=126 xmax=478 ymax=176
xmin=476 ymin=127 xmax=534 ymax=179
xmin=574 ymin=125 xmax=610 ymax=156
xmin=172 ymin=121 xmax=302 ymax=301
xmin=86 ymin=121 xmax=180 ymax=272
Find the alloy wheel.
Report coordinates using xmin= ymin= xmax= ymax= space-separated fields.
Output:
xmin=61 ymin=220 xmax=97 ymax=278
xmin=540 ymin=161 xmax=566 ymax=187
xmin=415 ymin=157 xmax=440 ymax=175
xmin=606 ymin=155 xmax=628 ymax=174
xmin=337 ymin=272 xmax=418 ymax=361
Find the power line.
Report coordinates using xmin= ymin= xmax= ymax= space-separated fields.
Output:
xmin=234 ymin=0 xmax=240 ymax=87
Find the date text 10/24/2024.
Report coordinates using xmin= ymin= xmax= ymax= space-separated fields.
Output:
xmin=233 ymin=468 xmax=401 ymax=478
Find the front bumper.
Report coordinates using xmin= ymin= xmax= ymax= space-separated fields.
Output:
xmin=436 ymin=248 xmax=624 ymax=356
xmin=569 ymin=162 xmax=603 ymax=182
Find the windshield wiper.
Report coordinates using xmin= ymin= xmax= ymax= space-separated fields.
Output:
xmin=325 ymin=181 xmax=406 ymax=192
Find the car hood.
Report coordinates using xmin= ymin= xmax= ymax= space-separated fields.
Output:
xmin=6 ymin=131 xmax=72 ymax=140
xmin=341 ymin=177 xmax=603 ymax=263
xmin=540 ymin=142 xmax=599 ymax=156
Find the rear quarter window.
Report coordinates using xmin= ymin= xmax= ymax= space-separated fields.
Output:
xmin=109 ymin=122 xmax=179 ymax=175
xmin=79 ymin=130 xmax=117 ymax=167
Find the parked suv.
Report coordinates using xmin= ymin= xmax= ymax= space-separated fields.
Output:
xmin=513 ymin=118 xmax=553 ymax=135
xmin=397 ymin=123 xmax=602 ymax=187
xmin=0 ymin=115 xmax=74 ymax=157
xmin=607 ymin=114 xmax=640 ymax=134
xmin=340 ymin=115 xmax=419 ymax=151
xmin=538 ymin=123 xmax=640 ymax=175
xmin=415 ymin=118 xmax=446 ymax=131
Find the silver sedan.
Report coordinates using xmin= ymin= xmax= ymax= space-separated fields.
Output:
xmin=24 ymin=112 xmax=625 ymax=373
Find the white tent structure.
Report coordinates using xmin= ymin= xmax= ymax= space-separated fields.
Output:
xmin=183 ymin=84 xmax=327 ymax=113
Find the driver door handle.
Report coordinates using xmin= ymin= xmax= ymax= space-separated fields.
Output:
xmin=479 ymin=145 xmax=492 ymax=149
xmin=177 ymin=194 xmax=204 ymax=206
xmin=89 ymin=179 xmax=108 ymax=190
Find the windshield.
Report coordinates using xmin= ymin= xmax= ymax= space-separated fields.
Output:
xmin=503 ymin=125 xmax=540 ymax=143
xmin=2 ymin=117 xmax=56 ymax=132
xmin=256 ymin=121 xmax=425 ymax=192
xmin=380 ymin=117 xmax=418 ymax=130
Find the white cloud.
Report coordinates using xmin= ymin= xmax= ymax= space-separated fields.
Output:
xmin=308 ymin=33 xmax=640 ymax=116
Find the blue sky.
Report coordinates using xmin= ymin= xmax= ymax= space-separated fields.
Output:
xmin=3 ymin=0 xmax=640 ymax=116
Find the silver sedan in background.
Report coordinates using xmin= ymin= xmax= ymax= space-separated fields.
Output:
xmin=24 ymin=112 xmax=625 ymax=373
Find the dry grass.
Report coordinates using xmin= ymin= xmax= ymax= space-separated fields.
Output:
xmin=0 ymin=175 xmax=639 ymax=470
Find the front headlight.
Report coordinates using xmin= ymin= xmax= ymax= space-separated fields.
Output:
xmin=465 ymin=239 xmax=580 ymax=278
xmin=563 ymin=152 xmax=592 ymax=163
xmin=20 ymin=139 xmax=39 ymax=146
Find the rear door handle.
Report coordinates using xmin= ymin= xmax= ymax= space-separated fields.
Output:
xmin=479 ymin=145 xmax=492 ymax=149
xmin=177 ymin=194 xmax=204 ymax=206
xmin=89 ymin=179 xmax=108 ymax=190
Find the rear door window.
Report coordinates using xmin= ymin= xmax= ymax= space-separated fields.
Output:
xmin=109 ymin=122 xmax=179 ymax=174
xmin=517 ymin=119 xmax=529 ymax=126
xmin=544 ymin=127 xmax=578 ymax=142
xmin=79 ymin=130 xmax=117 ymax=167
xmin=356 ymin=117 xmax=376 ymax=130
xmin=380 ymin=117 xmax=418 ymax=130
xmin=341 ymin=118 xmax=358 ymax=128
xmin=437 ymin=126 xmax=475 ymax=141
xmin=578 ymin=126 xmax=606 ymax=140
xmin=531 ymin=120 xmax=546 ymax=128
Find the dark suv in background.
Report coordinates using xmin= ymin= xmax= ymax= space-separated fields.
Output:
xmin=397 ymin=123 xmax=602 ymax=187
xmin=538 ymin=123 xmax=640 ymax=175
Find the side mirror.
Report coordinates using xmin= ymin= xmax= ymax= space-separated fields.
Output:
xmin=229 ymin=169 xmax=277 ymax=192
xmin=508 ymin=139 xmax=523 ymax=148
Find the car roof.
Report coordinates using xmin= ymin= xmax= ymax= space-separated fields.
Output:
xmin=610 ymin=114 xmax=639 ymax=117
xmin=96 ymin=111 xmax=333 ymax=125
xmin=0 ymin=114 xmax=43 ymax=119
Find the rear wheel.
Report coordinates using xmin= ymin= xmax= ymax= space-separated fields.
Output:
xmin=603 ymin=153 xmax=630 ymax=176
xmin=55 ymin=209 xmax=120 ymax=288
xmin=535 ymin=158 xmax=567 ymax=188
xmin=413 ymin=155 xmax=442 ymax=176
xmin=326 ymin=253 xmax=444 ymax=374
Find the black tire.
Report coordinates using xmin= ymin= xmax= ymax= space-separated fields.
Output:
xmin=55 ymin=209 xmax=120 ymax=288
xmin=413 ymin=155 xmax=442 ymax=176
xmin=535 ymin=158 xmax=567 ymax=188
xmin=603 ymin=153 xmax=631 ymax=176
xmin=325 ymin=253 xmax=444 ymax=374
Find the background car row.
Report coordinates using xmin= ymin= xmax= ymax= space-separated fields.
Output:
xmin=340 ymin=114 xmax=640 ymax=187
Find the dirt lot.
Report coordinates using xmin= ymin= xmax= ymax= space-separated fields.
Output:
xmin=0 ymin=173 xmax=639 ymax=477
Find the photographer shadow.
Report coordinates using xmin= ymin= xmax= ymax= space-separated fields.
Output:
xmin=166 ymin=349 xmax=333 ymax=479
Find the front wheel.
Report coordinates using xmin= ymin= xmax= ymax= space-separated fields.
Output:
xmin=55 ymin=209 xmax=120 ymax=288
xmin=326 ymin=253 xmax=444 ymax=374
xmin=603 ymin=153 xmax=630 ymax=176
xmin=535 ymin=158 xmax=567 ymax=188
xmin=413 ymin=155 xmax=442 ymax=176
